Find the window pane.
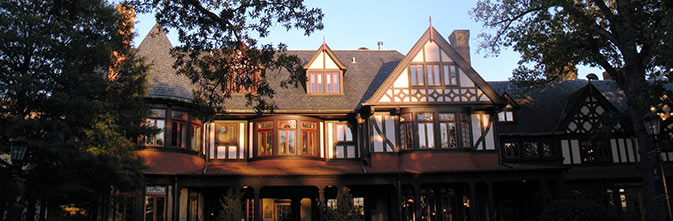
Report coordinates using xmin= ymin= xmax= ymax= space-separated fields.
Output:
xmin=333 ymin=73 xmax=339 ymax=92
xmin=460 ymin=113 xmax=471 ymax=148
xmin=278 ymin=120 xmax=296 ymax=129
xmin=150 ymin=109 xmax=166 ymax=118
xmin=145 ymin=196 xmax=154 ymax=221
xmin=439 ymin=113 xmax=455 ymax=121
xmin=217 ymin=146 xmax=226 ymax=159
xmin=418 ymin=123 xmax=426 ymax=148
xmin=146 ymin=119 xmax=155 ymax=145
xmin=443 ymin=65 xmax=450 ymax=85
xmin=336 ymin=125 xmax=344 ymax=141
xmin=416 ymin=66 xmax=424 ymax=85
xmin=279 ymin=131 xmax=287 ymax=154
xmin=336 ymin=145 xmax=345 ymax=158
xmin=440 ymin=123 xmax=449 ymax=148
xmin=258 ymin=121 xmax=272 ymax=129
xmin=288 ymin=131 xmax=296 ymax=154
xmin=171 ymin=122 xmax=178 ymax=147
xmin=504 ymin=142 xmax=518 ymax=158
xmin=542 ymin=142 xmax=554 ymax=157
xmin=347 ymin=145 xmax=356 ymax=158
xmin=266 ymin=132 xmax=273 ymax=155
xmin=426 ymin=123 xmax=434 ymax=148
xmin=345 ymin=126 xmax=352 ymax=141
xmin=326 ymin=73 xmax=332 ymax=92
xmin=171 ymin=111 xmax=188 ymax=120
xmin=450 ymin=66 xmax=457 ymax=85
xmin=427 ymin=65 xmax=435 ymax=85
xmin=417 ymin=113 xmax=433 ymax=121
xmin=192 ymin=126 xmax=201 ymax=151
xmin=506 ymin=111 xmax=514 ymax=121
xmin=448 ymin=123 xmax=456 ymax=148
xmin=228 ymin=145 xmax=237 ymax=159
xmin=400 ymin=114 xmax=412 ymax=122
xmin=410 ymin=67 xmax=417 ymax=85
xmin=257 ymin=132 xmax=265 ymax=155
xmin=180 ymin=123 xmax=187 ymax=148
xmin=301 ymin=122 xmax=316 ymax=129
xmin=156 ymin=120 xmax=165 ymax=145
xmin=498 ymin=112 xmax=506 ymax=121
xmin=310 ymin=74 xmax=316 ymax=92
xmin=317 ymin=74 xmax=323 ymax=92
xmin=156 ymin=197 xmax=165 ymax=221
xmin=523 ymin=142 xmax=538 ymax=157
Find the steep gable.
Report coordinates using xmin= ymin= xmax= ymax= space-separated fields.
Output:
xmin=556 ymin=82 xmax=623 ymax=134
xmin=365 ymin=27 xmax=503 ymax=105
xmin=303 ymin=43 xmax=347 ymax=71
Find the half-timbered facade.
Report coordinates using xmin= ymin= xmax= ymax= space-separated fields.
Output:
xmin=115 ymin=22 xmax=672 ymax=221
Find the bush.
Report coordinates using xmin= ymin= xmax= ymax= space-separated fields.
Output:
xmin=538 ymin=199 xmax=618 ymax=221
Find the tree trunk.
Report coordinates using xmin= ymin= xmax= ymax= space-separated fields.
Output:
xmin=622 ymin=65 xmax=667 ymax=221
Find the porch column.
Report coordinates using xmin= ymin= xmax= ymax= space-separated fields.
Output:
xmin=487 ymin=182 xmax=496 ymax=221
xmin=414 ymin=184 xmax=421 ymax=221
xmin=319 ymin=189 xmax=326 ymax=221
xmin=469 ymin=182 xmax=480 ymax=221
xmin=254 ymin=190 xmax=260 ymax=221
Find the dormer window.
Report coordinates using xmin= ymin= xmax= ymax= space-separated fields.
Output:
xmin=303 ymin=43 xmax=348 ymax=95
xmin=309 ymin=71 xmax=341 ymax=94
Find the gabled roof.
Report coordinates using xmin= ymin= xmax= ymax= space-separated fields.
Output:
xmin=364 ymin=26 xmax=505 ymax=105
xmin=136 ymin=24 xmax=194 ymax=101
xmin=554 ymin=81 xmax=621 ymax=132
xmin=302 ymin=43 xmax=348 ymax=70
xmin=489 ymin=80 xmax=628 ymax=135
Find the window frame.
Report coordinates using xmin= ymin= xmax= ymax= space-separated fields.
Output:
xmin=278 ymin=120 xmax=297 ymax=155
xmin=300 ymin=121 xmax=318 ymax=157
xmin=307 ymin=70 xmax=343 ymax=94
xmin=438 ymin=113 xmax=458 ymax=149
xmin=215 ymin=122 xmax=243 ymax=160
xmin=141 ymin=109 xmax=166 ymax=147
xmin=256 ymin=121 xmax=274 ymax=157
xmin=399 ymin=113 xmax=414 ymax=150
xmin=500 ymin=139 xmax=562 ymax=161
xmin=498 ymin=110 xmax=514 ymax=122
xmin=170 ymin=110 xmax=189 ymax=148
xmin=334 ymin=123 xmax=356 ymax=159
xmin=416 ymin=113 xmax=435 ymax=149
xmin=409 ymin=63 xmax=460 ymax=87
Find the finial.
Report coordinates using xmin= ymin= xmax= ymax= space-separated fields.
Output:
xmin=429 ymin=15 xmax=434 ymax=42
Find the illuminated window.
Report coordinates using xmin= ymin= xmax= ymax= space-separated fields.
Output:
xmin=498 ymin=111 xmax=514 ymax=122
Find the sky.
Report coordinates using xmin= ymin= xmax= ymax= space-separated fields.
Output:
xmin=130 ymin=0 xmax=603 ymax=81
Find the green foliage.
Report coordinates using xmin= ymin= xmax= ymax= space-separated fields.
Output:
xmin=0 ymin=0 xmax=149 ymax=215
xmin=217 ymin=189 xmax=244 ymax=221
xmin=538 ymin=200 xmax=618 ymax=221
xmin=126 ymin=0 xmax=324 ymax=118
xmin=326 ymin=187 xmax=360 ymax=221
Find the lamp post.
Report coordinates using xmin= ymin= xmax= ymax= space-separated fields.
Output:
xmin=8 ymin=138 xmax=28 ymax=221
xmin=642 ymin=112 xmax=673 ymax=220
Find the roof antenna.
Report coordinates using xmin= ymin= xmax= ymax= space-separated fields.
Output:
xmin=429 ymin=15 xmax=434 ymax=42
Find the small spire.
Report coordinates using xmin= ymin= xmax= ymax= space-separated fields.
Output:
xmin=429 ymin=15 xmax=434 ymax=42
xmin=323 ymin=36 xmax=326 ymax=46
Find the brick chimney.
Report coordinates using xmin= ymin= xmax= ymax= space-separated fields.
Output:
xmin=449 ymin=30 xmax=470 ymax=65
xmin=602 ymin=71 xmax=612 ymax=80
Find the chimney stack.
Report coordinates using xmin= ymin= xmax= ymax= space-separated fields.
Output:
xmin=449 ymin=30 xmax=470 ymax=65
xmin=602 ymin=71 xmax=612 ymax=80
xmin=378 ymin=41 xmax=383 ymax=50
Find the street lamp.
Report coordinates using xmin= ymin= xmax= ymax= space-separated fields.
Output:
xmin=642 ymin=112 xmax=673 ymax=220
xmin=8 ymin=138 xmax=28 ymax=221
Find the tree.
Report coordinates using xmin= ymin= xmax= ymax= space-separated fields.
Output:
xmin=0 ymin=0 xmax=149 ymax=218
xmin=217 ymin=189 xmax=244 ymax=221
xmin=472 ymin=1 xmax=673 ymax=220
xmin=326 ymin=187 xmax=361 ymax=221
xmin=127 ymin=0 xmax=324 ymax=118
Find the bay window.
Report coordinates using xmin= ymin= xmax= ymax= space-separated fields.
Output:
xmin=397 ymin=111 xmax=472 ymax=150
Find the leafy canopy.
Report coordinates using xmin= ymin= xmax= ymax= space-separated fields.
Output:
xmin=0 ymin=0 xmax=149 ymax=210
xmin=128 ymin=0 xmax=324 ymax=118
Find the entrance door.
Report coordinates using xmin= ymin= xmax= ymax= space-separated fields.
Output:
xmin=275 ymin=200 xmax=292 ymax=221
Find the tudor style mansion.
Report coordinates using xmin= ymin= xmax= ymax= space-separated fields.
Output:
xmin=110 ymin=23 xmax=673 ymax=221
